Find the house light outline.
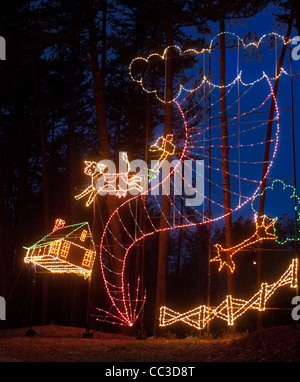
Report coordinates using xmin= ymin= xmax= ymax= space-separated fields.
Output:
xmin=24 ymin=221 xmax=96 ymax=279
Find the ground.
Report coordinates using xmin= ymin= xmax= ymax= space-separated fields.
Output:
xmin=0 ymin=324 xmax=299 ymax=362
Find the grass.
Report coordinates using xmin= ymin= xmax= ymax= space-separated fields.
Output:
xmin=0 ymin=323 xmax=299 ymax=362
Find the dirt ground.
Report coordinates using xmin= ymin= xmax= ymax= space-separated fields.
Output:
xmin=0 ymin=323 xmax=300 ymax=362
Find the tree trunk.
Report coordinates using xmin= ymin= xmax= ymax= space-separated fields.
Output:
xmin=134 ymin=90 xmax=151 ymax=331
xmin=293 ymin=0 xmax=300 ymax=34
xmin=176 ymin=194 xmax=184 ymax=302
xmin=67 ymin=16 xmax=83 ymax=327
xmin=32 ymin=64 xmax=50 ymax=232
xmin=256 ymin=12 xmax=293 ymax=329
xmin=32 ymin=63 xmax=50 ymax=324
xmin=0 ymin=162 xmax=10 ymax=300
xmin=87 ymin=3 xmax=124 ymax=302
xmin=68 ymin=56 xmax=77 ymax=217
xmin=154 ymin=12 xmax=173 ymax=335
xmin=219 ymin=11 xmax=234 ymax=296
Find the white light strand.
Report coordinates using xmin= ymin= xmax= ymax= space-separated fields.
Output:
xmin=160 ymin=259 xmax=298 ymax=330
xmin=129 ymin=32 xmax=291 ymax=104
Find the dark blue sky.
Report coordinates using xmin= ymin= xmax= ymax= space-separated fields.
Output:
xmin=213 ymin=5 xmax=300 ymax=221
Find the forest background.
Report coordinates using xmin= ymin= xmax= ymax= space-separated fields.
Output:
xmin=0 ymin=0 xmax=299 ymax=337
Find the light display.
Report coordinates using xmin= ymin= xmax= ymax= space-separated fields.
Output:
xmin=211 ymin=214 xmax=277 ymax=273
xmin=160 ymin=258 xmax=298 ymax=330
xmin=95 ymin=32 xmax=290 ymax=327
xmin=75 ymin=153 xmax=144 ymax=204
xmin=251 ymin=179 xmax=300 ymax=245
xmin=109 ymin=152 xmax=144 ymax=198
xmin=129 ymin=31 xmax=290 ymax=104
xmin=80 ymin=229 xmax=88 ymax=242
xmin=149 ymin=134 xmax=176 ymax=180
xmin=52 ymin=218 xmax=66 ymax=232
xmin=21 ymin=31 xmax=297 ymax=331
xmin=24 ymin=220 xmax=96 ymax=279
xmin=75 ymin=161 xmax=107 ymax=206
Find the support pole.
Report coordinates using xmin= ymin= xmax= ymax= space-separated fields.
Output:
xmin=256 ymin=19 xmax=293 ymax=329
xmin=290 ymin=44 xmax=299 ymax=298
xmin=207 ymin=51 xmax=212 ymax=333
xmin=83 ymin=274 xmax=93 ymax=338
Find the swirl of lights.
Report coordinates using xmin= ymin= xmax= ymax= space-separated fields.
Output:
xmin=94 ymin=32 xmax=285 ymax=327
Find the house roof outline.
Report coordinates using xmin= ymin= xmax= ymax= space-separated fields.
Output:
xmin=24 ymin=221 xmax=95 ymax=250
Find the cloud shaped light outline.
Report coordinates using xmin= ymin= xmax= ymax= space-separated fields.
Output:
xmin=129 ymin=31 xmax=290 ymax=104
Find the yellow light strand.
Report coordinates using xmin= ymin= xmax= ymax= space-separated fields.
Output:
xmin=210 ymin=214 xmax=277 ymax=273
xmin=60 ymin=241 xmax=71 ymax=259
xmin=75 ymin=155 xmax=144 ymax=206
xmin=80 ymin=229 xmax=88 ymax=242
xmin=149 ymin=134 xmax=176 ymax=180
xmin=52 ymin=218 xmax=66 ymax=232
xmin=75 ymin=161 xmax=106 ymax=207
